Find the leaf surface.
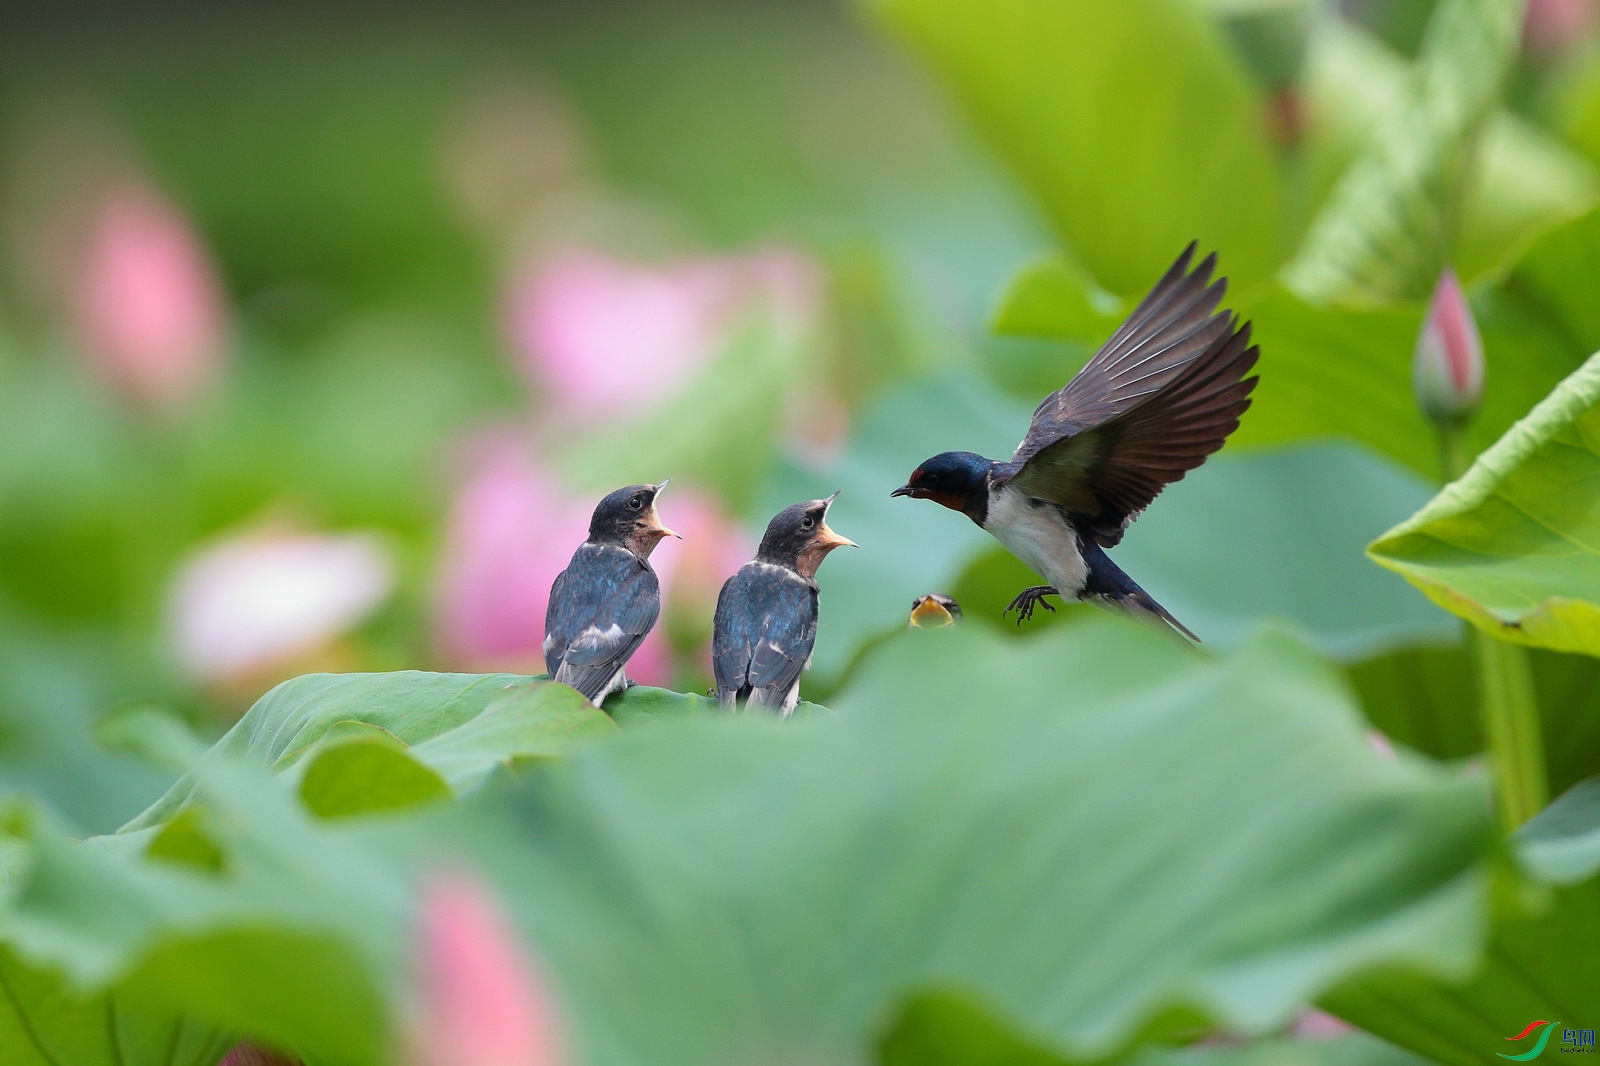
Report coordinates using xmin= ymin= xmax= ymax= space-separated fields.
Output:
xmin=1515 ymin=776 xmax=1600 ymax=886
xmin=123 ymin=672 xmax=619 ymax=830
xmin=1283 ymin=0 xmax=1523 ymax=303
xmin=869 ymin=0 xmax=1286 ymax=297
xmin=3 ymin=622 xmax=1492 ymax=1066
xmin=1368 ymin=352 xmax=1600 ymax=655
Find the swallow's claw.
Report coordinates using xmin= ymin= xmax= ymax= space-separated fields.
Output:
xmin=1003 ymin=586 xmax=1059 ymax=626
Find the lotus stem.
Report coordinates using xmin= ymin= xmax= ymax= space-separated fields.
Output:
xmin=1473 ymin=627 xmax=1548 ymax=832
xmin=1439 ymin=425 xmax=1548 ymax=831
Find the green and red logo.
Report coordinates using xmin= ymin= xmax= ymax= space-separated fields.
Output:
xmin=1502 ymin=1021 xmax=1558 ymax=1060
xmin=1502 ymin=1021 xmax=1597 ymax=1059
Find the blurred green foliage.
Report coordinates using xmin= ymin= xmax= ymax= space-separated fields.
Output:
xmin=0 ymin=0 xmax=1599 ymax=1063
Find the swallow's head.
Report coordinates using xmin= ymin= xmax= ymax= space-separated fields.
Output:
xmin=758 ymin=491 xmax=857 ymax=578
xmin=892 ymin=451 xmax=991 ymax=517
xmin=909 ymin=593 xmax=963 ymax=628
xmin=589 ymin=482 xmax=680 ymax=558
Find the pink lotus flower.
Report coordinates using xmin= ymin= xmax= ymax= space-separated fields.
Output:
xmin=168 ymin=525 xmax=396 ymax=684
xmin=502 ymin=246 xmax=820 ymax=418
xmin=1413 ymin=269 xmax=1484 ymax=427
xmin=411 ymin=871 xmax=564 ymax=1066
xmin=434 ymin=437 xmax=669 ymax=683
xmin=74 ymin=185 xmax=227 ymax=410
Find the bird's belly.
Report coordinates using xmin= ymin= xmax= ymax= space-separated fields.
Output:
xmin=984 ymin=488 xmax=1089 ymax=596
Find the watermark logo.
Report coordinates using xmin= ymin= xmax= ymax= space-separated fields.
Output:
xmin=1500 ymin=1021 xmax=1596 ymax=1059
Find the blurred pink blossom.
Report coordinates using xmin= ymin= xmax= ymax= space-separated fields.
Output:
xmin=1526 ymin=0 xmax=1597 ymax=56
xmin=74 ymin=185 xmax=227 ymax=409
xmin=168 ymin=526 xmax=396 ymax=684
xmin=219 ymin=1043 xmax=299 ymax=1066
xmin=1366 ymin=730 xmax=1399 ymax=761
xmin=1288 ymin=1008 xmax=1357 ymax=1040
xmin=648 ymin=488 xmax=756 ymax=663
xmin=434 ymin=439 xmax=669 ymax=683
xmin=502 ymin=246 xmax=820 ymax=417
xmin=1413 ymin=268 xmax=1484 ymax=427
xmin=411 ymin=871 xmax=564 ymax=1066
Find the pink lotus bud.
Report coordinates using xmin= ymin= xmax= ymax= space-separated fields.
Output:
xmin=411 ymin=871 xmax=564 ymax=1066
xmin=1413 ymin=269 xmax=1484 ymax=427
xmin=433 ymin=436 xmax=669 ymax=683
xmin=168 ymin=525 xmax=395 ymax=684
xmin=1525 ymin=0 xmax=1597 ymax=57
xmin=74 ymin=185 xmax=226 ymax=410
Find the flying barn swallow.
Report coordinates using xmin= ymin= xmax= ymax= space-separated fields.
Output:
xmin=892 ymin=244 xmax=1259 ymax=641
xmin=712 ymin=493 xmax=856 ymax=716
xmin=544 ymin=483 xmax=678 ymax=706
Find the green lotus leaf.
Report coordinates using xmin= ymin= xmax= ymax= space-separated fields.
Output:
xmin=599 ymin=682 xmax=825 ymax=727
xmin=412 ymin=682 xmax=620 ymax=790
xmin=1514 ymin=776 xmax=1600 ymax=887
xmin=1349 ymin=641 xmax=1600 ymax=813
xmin=1283 ymin=0 xmax=1523 ymax=304
xmin=1321 ymin=876 xmax=1600 ymax=1066
xmin=0 ymin=621 xmax=1491 ymax=1066
xmin=1368 ymin=352 xmax=1600 ymax=655
xmin=1506 ymin=206 xmax=1600 ymax=357
xmin=868 ymin=0 xmax=1286 ymax=298
xmin=0 ymin=946 xmax=233 ymax=1066
xmin=1302 ymin=17 xmax=1596 ymax=289
xmin=122 ymin=672 xmax=620 ymax=831
xmin=991 ymin=253 xmax=1124 ymax=342
xmin=295 ymin=722 xmax=452 ymax=820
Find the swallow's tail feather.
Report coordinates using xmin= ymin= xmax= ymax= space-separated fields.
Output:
xmin=1080 ymin=538 xmax=1199 ymax=644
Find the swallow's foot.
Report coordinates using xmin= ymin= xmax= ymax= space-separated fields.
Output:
xmin=1004 ymin=585 xmax=1059 ymax=625
xmin=625 ymin=678 xmax=639 ymax=690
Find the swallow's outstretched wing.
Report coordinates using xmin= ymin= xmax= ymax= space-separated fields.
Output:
xmin=997 ymin=243 xmax=1259 ymax=546
xmin=544 ymin=544 xmax=661 ymax=702
xmin=712 ymin=565 xmax=817 ymax=714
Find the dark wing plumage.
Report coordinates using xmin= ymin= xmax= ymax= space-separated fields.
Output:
xmin=543 ymin=543 xmax=661 ymax=702
xmin=998 ymin=243 xmax=1259 ymax=546
xmin=711 ymin=564 xmax=817 ymax=713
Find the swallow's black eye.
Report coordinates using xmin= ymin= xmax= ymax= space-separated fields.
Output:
xmin=628 ymin=496 xmax=643 ymax=511
xmin=801 ymin=516 xmax=815 ymax=530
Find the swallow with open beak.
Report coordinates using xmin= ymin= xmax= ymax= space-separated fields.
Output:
xmin=892 ymin=244 xmax=1258 ymax=641
xmin=544 ymin=482 xmax=679 ymax=706
xmin=909 ymin=593 xmax=963 ymax=628
xmin=712 ymin=492 xmax=856 ymax=716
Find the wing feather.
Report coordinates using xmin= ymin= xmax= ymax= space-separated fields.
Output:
xmin=544 ymin=544 xmax=661 ymax=702
xmin=712 ymin=565 xmax=816 ymax=712
xmin=1001 ymin=245 xmax=1259 ymax=545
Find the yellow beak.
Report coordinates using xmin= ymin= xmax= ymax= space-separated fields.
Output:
xmin=909 ymin=597 xmax=956 ymax=628
xmin=816 ymin=521 xmax=857 ymax=551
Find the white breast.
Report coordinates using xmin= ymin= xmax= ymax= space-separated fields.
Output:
xmin=984 ymin=483 xmax=1089 ymax=596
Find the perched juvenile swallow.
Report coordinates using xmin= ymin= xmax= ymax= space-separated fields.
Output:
xmin=544 ymin=483 xmax=678 ymax=706
xmin=909 ymin=593 xmax=963 ymax=628
xmin=712 ymin=493 xmax=856 ymax=716
xmin=892 ymin=244 xmax=1258 ymax=641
